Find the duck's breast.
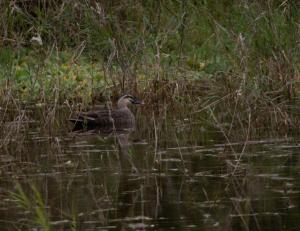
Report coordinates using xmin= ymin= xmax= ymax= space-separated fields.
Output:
xmin=112 ymin=107 xmax=135 ymax=128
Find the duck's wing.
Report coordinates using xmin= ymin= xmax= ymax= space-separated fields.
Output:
xmin=79 ymin=109 xmax=113 ymax=120
xmin=69 ymin=109 xmax=114 ymax=130
xmin=69 ymin=108 xmax=135 ymax=131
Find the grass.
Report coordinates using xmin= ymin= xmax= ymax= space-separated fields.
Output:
xmin=10 ymin=183 xmax=50 ymax=231
xmin=1 ymin=1 xmax=300 ymax=135
xmin=0 ymin=48 xmax=107 ymax=103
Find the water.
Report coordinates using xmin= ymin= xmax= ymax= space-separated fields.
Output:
xmin=1 ymin=107 xmax=300 ymax=230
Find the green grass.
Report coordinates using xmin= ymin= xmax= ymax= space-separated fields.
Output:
xmin=0 ymin=48 xmax=106 ymax=103
xmin=1 ymin=1 xmax=300 ymax=118
xmin=10 ymin=183 xmax=50 ymax=231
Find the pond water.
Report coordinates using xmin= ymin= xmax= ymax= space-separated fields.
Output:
xmin=1 ymin=106 xmax=300 ymax=231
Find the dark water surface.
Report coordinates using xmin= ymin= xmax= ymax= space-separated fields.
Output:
xmin=1 ymin=107 xmax=300 ymax=231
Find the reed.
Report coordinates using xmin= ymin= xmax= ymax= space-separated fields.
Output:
xmin=0 ymin=1 xmax=300 ymax=137
xmin=10 ymin=183 xmax=50 ymax=231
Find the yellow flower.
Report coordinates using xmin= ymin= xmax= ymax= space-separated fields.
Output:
xmin=61 ymin=63 xmax=69 ymax=70
xmin=138 ymin=74 xmax=146 ymax=80
xmin=199 ymin=62 xmax=206 ymax=69
xmin=80 ymin=79 xmax=88 ymax=86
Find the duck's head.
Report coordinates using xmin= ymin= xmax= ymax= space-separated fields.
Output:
xmin=117 ymin=94 xmax=144 ymax=108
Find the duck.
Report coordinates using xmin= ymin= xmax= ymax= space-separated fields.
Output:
xmin=69 ymin=94 xmax=143 ymax=132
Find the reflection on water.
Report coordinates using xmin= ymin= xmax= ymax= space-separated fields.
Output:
xmin=1 ymin=108 xmax=300 ymax=231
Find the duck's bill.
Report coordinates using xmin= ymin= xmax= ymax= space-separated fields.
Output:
xmin=132 ymin=98 xmax=144 ymax=105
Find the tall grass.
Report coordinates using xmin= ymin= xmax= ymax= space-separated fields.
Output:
xmin=10 ymin=183 xmax=50 ymax=231
xmin=1 ymin=0 xmax=300 ymax=132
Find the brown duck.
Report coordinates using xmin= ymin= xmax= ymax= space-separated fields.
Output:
xmin=69 ymin=94 xmax=143 ymax=132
